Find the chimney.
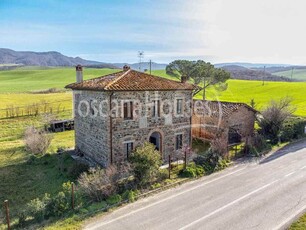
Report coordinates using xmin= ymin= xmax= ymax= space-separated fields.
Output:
xmin=123 ymin=65 xmax=130 ymax=71
xmin=76 ymin=65 xmax=83 ymax=83
xmin=181 ymin=75 xmax=187 ymax=83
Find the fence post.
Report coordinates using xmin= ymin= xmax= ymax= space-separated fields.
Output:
xmin=71 ymin=182 xmax=75 ymax=210
xmin=168 ymin=155 xmax=171 ymax=179
xmin=4 ymin=200 xmax=10 ymax=230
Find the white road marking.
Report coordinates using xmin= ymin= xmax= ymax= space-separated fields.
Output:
xmin=85 ymin=167 xmax=247 ymax=230
xmin=300 ymin=165 xmax=306 ymax=170
xmin=285 ymin=171 xmax=296 ymax=177
xmin=179 ymin=179 xmax=280 ymax=230
xmin=271 ymin=204 xmax=306 ymax=230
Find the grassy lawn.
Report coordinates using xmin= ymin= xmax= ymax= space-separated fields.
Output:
xmin=0 ymin=67 xmax=305 ymax=228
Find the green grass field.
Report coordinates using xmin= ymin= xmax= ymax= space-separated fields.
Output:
xmin=151 ymin=70 xmax=306 ymax=117
xmin=0 ymin=67 xmax=306 ymax=228
xmin=0 ymin=67 xmax=118 ymax=92
xmin=274 ymin=69 xmax=306 ymax=81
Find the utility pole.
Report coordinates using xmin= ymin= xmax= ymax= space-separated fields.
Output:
xmin=149 ymin=59 xmax=152 ymax=75
xmin=262 ymin=66 xmax=266 ymax=86
xmin=291 ymin=67 xmax=294 ymax=80
xmin=138 ymin=51 xmax=144 ymax=71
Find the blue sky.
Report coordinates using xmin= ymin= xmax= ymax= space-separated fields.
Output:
xmin=1 ymin=0 xmax=306 ymax=64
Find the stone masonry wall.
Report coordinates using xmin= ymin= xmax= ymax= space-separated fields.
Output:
xmin=73 ymin=89 xmax=193 ymax=166
xmin=73 ymin=90 xmax=111 ymax=167
xmin=111 ymin=90 xmax=193 ymax=163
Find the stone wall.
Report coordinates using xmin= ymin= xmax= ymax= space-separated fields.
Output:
xmin=73 ymin=89 xmax=193 ymax=166
xmin=111 ymin=90 xmax=193 ymax=163
xmin=73 ymin=90 xmax=111 ymax=167
xmin=192 ymin=104 xmax=256 ymax=153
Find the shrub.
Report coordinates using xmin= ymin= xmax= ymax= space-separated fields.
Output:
xmin=214 ymin=159 xmax=229 ymax=171
xmin=179 ymin=163 xmax=204 ymax=178
xmin=27 ymin=193 xmax=51 ymax=220
xmin=78 ymin=166 xmax=118 ymax=202
xmin=151 ymin=183 xmax=161 ymax=190
xmin=280 ymin=117 xmax=306 ymax=142
xmin=158 ymin=169 xmax=169 ymax=181
xmin=179 ymin=167 xmax=197 ymax=178
xmin=17 ymin=209 xmax=27 ymax=228
xmin=129 ymin=142 xmax=162 ymax=187
xmin=122 ymin=190 xmax=138 ymax=203
xmin=87 ymin=201 xmax=107 ymax=212
xmin=52 ymin=191 xmax=70 ymax=216
xmin=106 ymin=194 xmax=122 ymax=206
xmin=193 ymin=148 xmax=220 ymax=174
xmin=258 ymin=97 xmax=295 ymax=144
xmin=24 ymin=126 xmax=53 ymax=155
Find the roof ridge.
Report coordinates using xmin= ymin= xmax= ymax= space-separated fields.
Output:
xmin=104 ymin=69 xmax=131 ymax=90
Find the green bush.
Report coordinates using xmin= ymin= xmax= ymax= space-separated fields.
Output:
xmin=179 ymin=163 xmax=204 ymax=178
xmin=52 ymin=191 xmax=70 ymax=216
xmin=280 ymin=117 xmax=306 ymax=142
xmin=17 ymin=209 xmax=27 ymax=228
xmin=151 ymin=183 xmax=161 ymax=190
xmin=215 ymin=159 xmax=229 ymax=171
xmin=122 ymin=190 xmax=138 ymax=203
xmin=87 ymin=201 xmax=107 ymax=212
xmin=129 ymin=142 xmax=162 ymax=187
xmin=193 ymin=149 xmax=219 ymax=173
xmin=27 ymin=193 xmax=52 ymax=220
xmin=158 ymin=169 xmax=169 ymax=181
xmin=106 ymin=194 xmax=122 ymax=206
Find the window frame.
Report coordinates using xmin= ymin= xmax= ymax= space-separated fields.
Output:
xmin=152 ymin=100 xmax=161 ymax=117
xmin=176 ymin=99 xmax=183 ymax=115
xmin=123 ymin=101 xmax=133 ymax=120
xmin=124 ymin=141 xmax=134 ymax=159
xmin=175 ymin=134 xmax=183 ymax=150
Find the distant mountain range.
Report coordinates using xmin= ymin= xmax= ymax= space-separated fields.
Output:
xmin=0 ymin=48 xmax=116 ymax=68
xmin=1 ymin=48 xmax=306 ymax=81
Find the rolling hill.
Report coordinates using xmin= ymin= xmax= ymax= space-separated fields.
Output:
xmin=0 ymin=67 xmax=305 ymax=117
xmin=273 ymin=68 xmax=306 ymax=81
xmin=220 ymin=65 xmax=293 ymax=82
xmin=0 ymin=48 xmax=116 ymax=68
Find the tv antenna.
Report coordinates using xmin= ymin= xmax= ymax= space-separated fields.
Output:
xmin=138 ymin=51 xmax=144 ymax=71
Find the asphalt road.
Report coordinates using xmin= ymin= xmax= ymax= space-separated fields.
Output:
xmin=85 ymin=140 xmax=306 ymax=230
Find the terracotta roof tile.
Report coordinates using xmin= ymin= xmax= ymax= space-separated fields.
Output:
xmin=193 ymin=100 xmax=257 ymax=118
xmin=65 ymin=69 xmax=196 ymax=91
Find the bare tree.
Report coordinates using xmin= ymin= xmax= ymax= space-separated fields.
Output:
xmin=24 ymin=126 xmax=54 ymax=154
xmin=258 ymin=97 xmax=296 ymax=144
xmin=78 ymin=166 xmax=121 ymax=202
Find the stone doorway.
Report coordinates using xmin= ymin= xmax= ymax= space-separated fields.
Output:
xmin=149 ymin=131 xmax=162 ymax=152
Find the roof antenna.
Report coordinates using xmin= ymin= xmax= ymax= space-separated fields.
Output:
xmin=138 ymin=51 xmax=144 ymax=71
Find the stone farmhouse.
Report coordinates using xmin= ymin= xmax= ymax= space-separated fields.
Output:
xmin=192 ymin=100 xmax=257 ymax=153
xmin=66 ymin=65 xmax=257 ymax=166
xmin=66 ymin=65 xmax=197 ymax=166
